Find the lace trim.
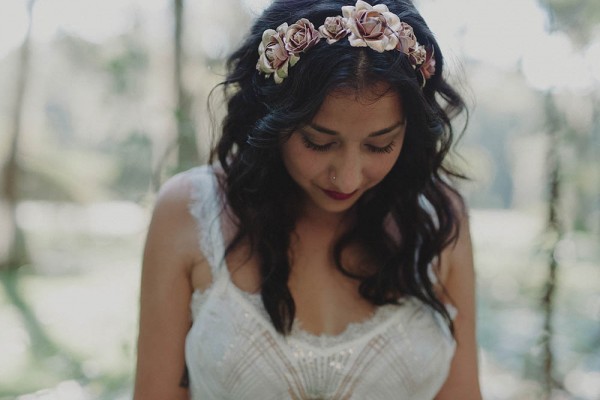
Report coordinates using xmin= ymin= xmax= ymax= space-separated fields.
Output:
xmin=191 ymin=286 xmax=409 ymax=348
xmin=193 ymin=285 xmax=456 ymax=342
xmin=187 ymin=165 xmax=225 ymax=277
xmin=190 ymin=289 xmax=210 ymax=318
xmin=289 ymin=304 xmax=400 ymax=348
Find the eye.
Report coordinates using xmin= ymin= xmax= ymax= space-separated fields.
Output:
xmin=366 ymin=142 xmax=396 ymax=154
xmin=300 ymin=134 xmax=334 ymax=152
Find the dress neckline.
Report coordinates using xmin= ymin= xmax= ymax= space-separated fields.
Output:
xmin=197 ymin=165 xmax=405 ymax=345
xmin=190 ymin=164 xmax=455 ymax=350
xmin=191 ymin=277 xmax=416 ymax=353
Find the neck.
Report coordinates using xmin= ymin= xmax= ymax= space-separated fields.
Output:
xmin=296 ymin=202 xmax=355 ymax=238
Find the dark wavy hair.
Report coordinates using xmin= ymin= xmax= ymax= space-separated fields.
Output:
xmin=210 ymin=0 xmax=467 ymax=335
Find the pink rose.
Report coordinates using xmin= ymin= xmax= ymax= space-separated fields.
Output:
xmin=419 ymin=46 xmax=436 ymax=80
xmin=256 ymin=23 xmax=298 ymax=84
xmin=285 ymin=18 xmax=321 ymax=55
xmin=318 ymin=16 xmax=348 ymax=44
xmin=409 ymin=45 xmax=427 ymax=66
xmin=395 ymin=21 xmax=418 ymax=53
xmin=342 ymin=0 xmax=401 ymax=52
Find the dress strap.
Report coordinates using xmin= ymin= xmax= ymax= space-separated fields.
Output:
xmin=188 ymin=165 xmax=226 ymax=278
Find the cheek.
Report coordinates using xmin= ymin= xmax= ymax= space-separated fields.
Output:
xmin=366 ymin=151 xmax=401 ymax=184
xmin=377 ymin=136 xmax=405 ymax=176
xmin=281 ymin=141 xmax=324 ymax=182
xmin=376 ymin=158 xmax=398 ymax=178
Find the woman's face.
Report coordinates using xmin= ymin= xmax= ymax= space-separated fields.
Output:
xmin=281 ymin=85 xmax=406 ymax=217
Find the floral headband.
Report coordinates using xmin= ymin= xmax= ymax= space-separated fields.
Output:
xmin=256 ymin=0 xmax=435 ymax=85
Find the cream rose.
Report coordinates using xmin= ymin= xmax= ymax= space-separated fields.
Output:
xmin=318 ymin=16 xmax=348 ymax=44
xmin=342 ymin=0 xmax=401 ymax=52
xmin=256 ymin=23 xmax=298 ymax=84
xmin=285 ymin=18 xmax=321 ymax=55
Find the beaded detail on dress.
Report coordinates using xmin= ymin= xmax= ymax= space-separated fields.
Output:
xmin=184 ymin=165 xmax=456 ymax=400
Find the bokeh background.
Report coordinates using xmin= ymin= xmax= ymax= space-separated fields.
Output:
xmin=1 ymin=0 xmax=599 ymax=399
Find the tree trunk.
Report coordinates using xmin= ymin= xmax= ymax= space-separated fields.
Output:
xmin=540 ymin=91 xmax=563 ymax=399
xmin=1 ymin=0 xmax=36 ymax=271
xmin=174 ymin=0 xmax=199 ymax=173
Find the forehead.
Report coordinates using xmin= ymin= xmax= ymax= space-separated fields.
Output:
xmin=312 ymin=86 xmax=404 ymax=133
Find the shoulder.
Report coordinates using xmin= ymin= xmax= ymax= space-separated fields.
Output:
xmin=154 ymin=170 xmax=193 ymax=211
xmin=153 ymin=165 xmax=216 ymax=219
xmin=147 ymin=166 xmax=217 ymax=264
xmin=156 ymin=165 xmax=214 ymax=202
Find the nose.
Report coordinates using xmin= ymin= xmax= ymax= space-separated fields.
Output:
xmin=331 ymin=149 xmax=363 ymax=193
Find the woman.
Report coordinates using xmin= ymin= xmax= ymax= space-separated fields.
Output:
xmin=134 ymin=0 xmax=482 ymax=399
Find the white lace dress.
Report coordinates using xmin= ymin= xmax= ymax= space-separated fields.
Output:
xmin=184 ymin=165 xmax=456 ymax=400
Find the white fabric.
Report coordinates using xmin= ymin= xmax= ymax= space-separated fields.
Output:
xmin=185 ymin=165 xmax=456 ymax=400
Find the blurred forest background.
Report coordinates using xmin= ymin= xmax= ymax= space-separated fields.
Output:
xmin=0 ymin=0 xmax=599 ymax=399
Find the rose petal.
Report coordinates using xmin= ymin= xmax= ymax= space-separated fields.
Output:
xmin=348 ymin=34 xmax=368 ymax=47
xmin=318 ymin=16 xmax=349 ymax=44
xmin=361 ymin=19 xmax=381 ymax=36
xmin=341 ymin=5 xmax=354 ymax=19
xmin=271 ymin=60 xmax=288 ymax=84
xmin=383 ymin=12 xmax=401 ymax=31
xmin=261 ymin=29 xmax=277 ymax=46
xmin=366 ymin=38 xmax=385 ymax=52
xmin=385 ymin=34 xmax=399 ymax=51
xmin=355 ymin=0 xmax=373 ymax=11
xmin=286 ymin=18 xmax=320 ymax=54
xmin=355 ymin=0 xmax=372 ymax=12
xmin=289 ymin=54 xmax=299 ymax=67
xmin=410 ymin=45 xmax=427 ymax=65
xmin=372 ymin=4 xmax=391 ymax=14
xmin=276 ymin=22 xmax=288 ymax=34
xmin=258 ymin=55 xmax=274 ymax=73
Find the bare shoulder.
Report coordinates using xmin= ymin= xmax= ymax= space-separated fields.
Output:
xmin=153 ymin=170 xmax=196 ymax=222
xmin=148 ymin=172 xmax=197 ymax=257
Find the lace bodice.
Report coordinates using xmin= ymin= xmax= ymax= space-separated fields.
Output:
xmin=184 ymin=165 xmax=456 ymax=400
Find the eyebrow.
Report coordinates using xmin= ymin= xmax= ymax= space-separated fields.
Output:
xmin=308 ymin=120 xmax=405 ymax=137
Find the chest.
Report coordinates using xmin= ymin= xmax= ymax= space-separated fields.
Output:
xmin=185 ymin=283 xmax=456 ymax=400
xmin=223 ymin=236 xmax=377 ymax=336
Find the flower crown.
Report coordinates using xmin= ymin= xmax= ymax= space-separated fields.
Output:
xmin=256 ymin=0 xmax=435 ymax=85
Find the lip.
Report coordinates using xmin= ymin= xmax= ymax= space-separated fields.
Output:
xmin=321 ymin=188 xmax=358 ymax=201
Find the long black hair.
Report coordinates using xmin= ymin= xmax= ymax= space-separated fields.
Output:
xmin=211 ymin=0 xmax=467 ymax=335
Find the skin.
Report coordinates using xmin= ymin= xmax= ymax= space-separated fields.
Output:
xmin=281 ymin=86 xmax=405 ymax=223
xmin=133 ymin=85 xmax=482 ymax=399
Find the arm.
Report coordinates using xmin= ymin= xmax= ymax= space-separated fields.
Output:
xmin=133 ymin=172 xmax=202 ymax=400
xmin=435 ymin=202 xmax=483 ymax=400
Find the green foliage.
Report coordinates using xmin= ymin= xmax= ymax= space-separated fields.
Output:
xmin=539 ymin=0 xmax=600 ymax=44
xmin=54 ymin=33 xmax=103 ymax=71
xmin=109 ymin=131 xmax=153 ymax=201
xmin=105 ymin=37 xmax=148 ymax=96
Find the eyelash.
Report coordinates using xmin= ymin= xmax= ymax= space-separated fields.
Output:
xmin=301 ymin=135 xmax=331 ymax=152
xmin=300 ymin=135 xmax=396 ymax=154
